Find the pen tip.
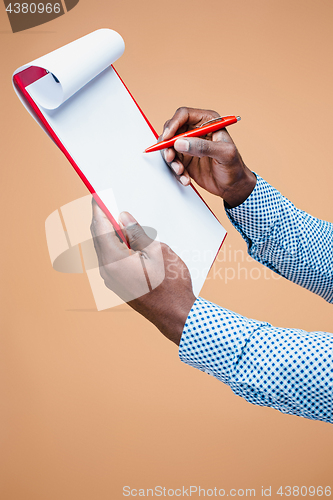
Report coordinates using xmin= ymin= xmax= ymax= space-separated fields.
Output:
xmin=236 ymin=116 xmax=241 ymax=121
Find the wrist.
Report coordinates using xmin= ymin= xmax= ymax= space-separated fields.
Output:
xmin=222 ymin=168 xmax=257 ymax=208
xmin=156 ymin=293 xmax=196 ymax=346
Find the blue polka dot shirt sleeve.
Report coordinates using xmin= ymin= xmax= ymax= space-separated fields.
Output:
xmin=179 ymin=298 xmax=333 ymax=423
xmin=225 ymin=174 xmax=333 ymax=303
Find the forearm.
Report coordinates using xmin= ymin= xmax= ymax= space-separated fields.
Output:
xmin=179 ymin=298 xmax=333 ymax=423
xmin=225 ymin=174 xmax=333 ymax=303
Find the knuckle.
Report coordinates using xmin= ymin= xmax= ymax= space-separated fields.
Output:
xmin=163 ymin=119 xmax=170 ymax=129
xmin=196 ymin=139 xmax=209 ymax=157
xmin=161 ymin=243 xmax=176 ymax=259
xmin=175 ymin=106 xmax=188 ymax=116
xmin=196 ymin=140 xmax=204 ymax=156
xmin=128 ymin=223 xmax=142 ymax=244
xmin=207 ymin=109 xmax=220 ymax=118
xmin=224 ymin=143 xmax=238 ymax=163
xmin=159 ymin=242 xmax=168 ymax=253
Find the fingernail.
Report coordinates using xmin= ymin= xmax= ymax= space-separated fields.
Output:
xmin=175 ymin=139 xmax=189 ymax=152
xmin=180 ymin=176 xmax=189 ymax=186
xmin=119 ymin=211 xmax=136 ymax=227
xmin=162 ymin=127 xmax=170 ymax=140
xmin=171 ymin=162 xmax=181 ymax=175
xmin=164 ymin=148 xmax=170 ymax=162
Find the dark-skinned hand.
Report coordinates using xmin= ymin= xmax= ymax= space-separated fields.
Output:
xmin=91 ymin=200 xmax=196 ymax=345
xmin=161 ymin=107 xmax=256 ymax=208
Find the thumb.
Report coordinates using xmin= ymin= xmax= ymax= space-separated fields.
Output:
xmin=118 ymin=212 xmax=153 ymax=252
xmin=174 ymin=137 xmax=222 ymax=160
xmin=91 ymin=198 xmax=114 ymax=236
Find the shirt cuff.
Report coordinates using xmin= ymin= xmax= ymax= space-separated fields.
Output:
xmin=225 ymin=174 xmax=283 ymax=242
xmin=179 ymin=297 xmax=260 ymax=384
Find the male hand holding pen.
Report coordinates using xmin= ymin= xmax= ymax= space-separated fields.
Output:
xmin=159 ymin=108 xmax=256 ymax=209
xmin=91 ymin=107 xmax=333 ymax=424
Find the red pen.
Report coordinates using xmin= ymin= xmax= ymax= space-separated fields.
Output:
xmin=144 ymin=115 xmax=241 ymax=153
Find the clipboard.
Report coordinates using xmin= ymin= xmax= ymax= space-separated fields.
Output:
xmin=12 ymin=29 xmax=227 ymax=298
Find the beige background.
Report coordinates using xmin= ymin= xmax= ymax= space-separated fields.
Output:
xmin=1 ymin=0 xmax=332 ymax=498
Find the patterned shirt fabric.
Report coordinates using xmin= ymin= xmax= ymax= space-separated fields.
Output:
xmin=179 ymin=174 xmax=333 ymax=423
xmin=225 ymin=174 xmax=333 ymax=303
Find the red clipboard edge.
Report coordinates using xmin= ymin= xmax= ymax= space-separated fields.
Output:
xmin=13 ymin=66 xmax=128 ymax=246
xmin=13 ymin=64 xmax=226 ymax=267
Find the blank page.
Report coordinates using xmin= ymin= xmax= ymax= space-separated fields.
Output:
xmin=13 ymin=30 xmax=226 ymax=296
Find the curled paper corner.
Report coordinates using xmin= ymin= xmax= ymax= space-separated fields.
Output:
xmin=12 ymin=29 xmax=125 ymax=110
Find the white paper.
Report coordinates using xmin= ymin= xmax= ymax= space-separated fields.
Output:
xmin=13 ymin=29 xmax=226 ymax=298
